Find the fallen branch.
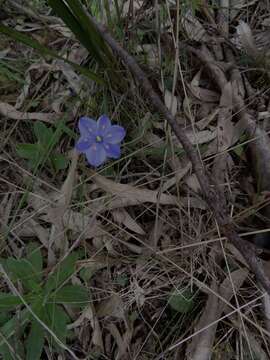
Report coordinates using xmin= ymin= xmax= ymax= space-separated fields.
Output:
xmin=89 ymin=16 xmax=270 ymax=294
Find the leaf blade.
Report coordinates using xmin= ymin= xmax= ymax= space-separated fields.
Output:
xmin=0 ymin=23 xmax=103 ymax=84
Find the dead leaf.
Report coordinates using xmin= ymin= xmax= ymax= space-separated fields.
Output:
xmin=230 ymin=0 xmax=259 ymax=20
xmin=91 ymin=172 xmax=178 ymax=207
xmin=54 ymin=60 xmax=83 ymax=95
xmin=122 ymin=0 xmax=143 ymax=16
xmin=182 ymin=9 xmax=209 ymax=42
xmin=236 ymin=21 xmax=259 ymax=59
xmin=68 ymin=304 xmax=104 ymax=352
xmin=172 ymin=129 xmax=217 ymax=148
xmin=107 ymin=323 xmax=129 ymax=360
xmin=15 ymin=72 xmax=31 ymax=109
xmin=0 ymin=102 xmax=56 ymax=123
xmin=162 ymin=161 xmax=192 ymax=192
xmin=49 ymin=23 xmax=73 ymax=37
xmin=112 ymin=209 xmax=145 ymax=235
xmin=262 ymin=18 xmax=270 ymax=27
xmin=263 ymin=292 xmax=270 ymax=333
xmin=97 ymin=293 xmax=125 ymax=320
xmin=48 ymin=150 xmax=78 ymax=256
xmin=186 ymin=282 xmax=219 ymax=360
xmin=131 ymin=279 xmax=145 ymax=308
xmin=196 ymin=108 xmax=219 ymax=130
xmin=218 ymin=268 xmax=248 ymax=313
xmin=186 ymin=268 xmax=248 ymax=360
xmin=189 ymin=70 xmax=219 ymax=103
xmin=164 ymin=89 xmax=178 ymax=116
xmin=185 ymin=174 xmax=201 ymax=193
xmin=247 ymin=123 xmax=270 ymax=195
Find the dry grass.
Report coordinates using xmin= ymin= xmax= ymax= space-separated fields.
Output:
xmin=1 ymin=0 xmax=270 ymax=359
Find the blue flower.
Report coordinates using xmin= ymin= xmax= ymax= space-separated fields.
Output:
xmin=75 ymin=115 xmax=126 ymax=167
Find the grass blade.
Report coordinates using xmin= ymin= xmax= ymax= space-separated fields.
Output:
xmin=48 ymin=0 xmax=114 ymax=68
xmin=0 ymin=23 xmax=104 ymax=84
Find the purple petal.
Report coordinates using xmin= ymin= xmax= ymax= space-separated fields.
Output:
xmin=103 ymin=143 xmax=121 ymax=159
xmin=78 ymin=116 xmax=97 ymax=136
xmin=97 ymin=115 xmax=111 ymax=136
xmin=75 ymin=135 xmax=94 ymax=152
xmin=103 ymin=125 xmax=126 ymax=144
xmin=85 ymin=143 xmax=107 ymax=167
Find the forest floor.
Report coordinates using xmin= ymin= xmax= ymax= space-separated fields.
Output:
xmin=1 ymin=1 xmax=270 ymax=359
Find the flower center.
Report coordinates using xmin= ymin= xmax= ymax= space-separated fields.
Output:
xmin=96 ymin=135 xmax=103 ymax=143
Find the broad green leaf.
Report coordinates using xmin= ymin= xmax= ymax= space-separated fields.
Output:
xmin=26 ymin=243 xmax=43 ymax=283
xmin=0 ymin=293 xmax=23 ymax=311
xmin=16 ymin=143 xmax=42 ymax=161
xmin=34 ymin=121 xmax=53 ymax=146
xmin=5 ymin=258 xmax=41 ymax=292
xmin=0 ymin=312 xmax=11 ymax=326
xmin=45 ymin=304 xmax=70 ymax=346
xmin=28 ymin=157 xmax=42 ymax=170
xmin=51 ymin=153 xmax=69 ymax=171
xmin=0 ymin=24 xmax=103 ymax=84
xmin=26 ymin=319 xmax=45 ymax=360
xmin=45 ymin=253 xmax=78 ymax=295
xmin=51 ymin=285 xmax=89 ymax=306
xmin=168 ymin=288 xmax=194 ymax=313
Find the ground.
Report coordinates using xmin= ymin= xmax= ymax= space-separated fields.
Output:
xmin=0 ymin=0 xmax=270 ymax=359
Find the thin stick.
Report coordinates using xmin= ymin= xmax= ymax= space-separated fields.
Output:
xmin=89 ymin=16 xmax=270 ymax=294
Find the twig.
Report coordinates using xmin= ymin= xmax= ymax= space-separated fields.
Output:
xmin=88 ymin=16 xmax=270 ymax=294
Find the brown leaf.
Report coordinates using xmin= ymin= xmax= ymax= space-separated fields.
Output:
xmin=49 ymin=150 xmax=78 ymax=254
xmin=92 ymin=172 xmax=178 ymax=207
xmin=172 ymin=129 xmax=217 ymax=148
xmin=68 ymin=305 xmax=104 ymax=352
xmin=164 ymin=89 xmax=178 ymax=116
xmin=112 ymin=209 xmax=145 ymax=235
xmin=0 ymin=102 xmax=56 ymax=123
xmin=189 ymin=70 xmax=219 ymax=103
xmin=182 ymin=9 xmax=209 ymax=42
xmin=236 ymin=21 xmax=259 ymax=59
xmin=186 ymin=282 xmax=219 ymax=360
xmin=186 ymin=268 xmax=248 ymax=360
xmin=97 ymin=294 xmax=125 ymax=320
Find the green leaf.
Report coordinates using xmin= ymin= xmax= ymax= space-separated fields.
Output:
xmin=168 ymin=288 xmax=194 ymax=313
xmin=0 ymin=23 xmax=103 ymax=84
xmin=5 ymin=258 xmax=41 ymax=292
xmin=51 ymin=285 xmax=89 ymax=306
xmin=48 ymin=0 xmax=112 ymax=67
xmin=26 ymin=243 xmax=43 ymax=283
xmin=26 ymin=319 xmax=45 ymax=360
xmin=45 ymin=253 xmax=78 ymax=295
xmin=16 ymin=143 xmax=42 ymax=161
xmin=0 ymin=341 xmax=25 ymax=360
xmin=51 ymin=153 xmax=68 ymax=171
xmin=0 ymin=344 xmax=14 ymax=360
xmin=0 ymin=293 xmax=26 ymax=311
xmin=34 ymin=121 xmax=53 ymax=146
xmin=45 ymin=304 xmax=70 ymax=346
xmin=0 ymin=312 xmax=11 ymax=326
